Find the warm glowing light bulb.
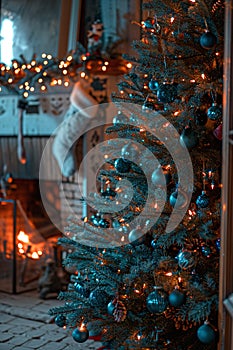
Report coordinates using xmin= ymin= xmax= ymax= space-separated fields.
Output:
xmin=47 ymin=54 xmax=52 ymax=59
xmin=67 ymin=55 xmax=72 ymax=61
xmin=102 ymin=65 xmax=107 ymax=71
xmin=80 ymin=72 xmax=86 ymax=78
xmin=17 ymin=230 xmax=29 ymax=243
xmin=126 ymin=62 xmax=132 ymax=69
xmin=23 ymin=91 xmax=28 ymax=97
xmin=31 ymin=252 xmax=39 ymax=259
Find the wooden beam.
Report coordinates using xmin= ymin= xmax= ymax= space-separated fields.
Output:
xmin=58 ymin=0 xmax=72 ymax=58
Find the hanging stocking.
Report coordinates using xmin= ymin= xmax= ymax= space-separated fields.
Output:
xmin=52 ymin=80 xmax=98 ymax=177
xmin=17 ymin=99 xmax=27 ymax=164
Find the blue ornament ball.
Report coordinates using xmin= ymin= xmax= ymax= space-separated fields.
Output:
xmin=101 ymin=187 xmax=117 ymax=198
xmin=157 ymin=83 xmax=177 ymax=103
xmin=177 ymin=250 xmax=196 ymax=270
xmin=128 ymin=228 xmax=145 ymax=245
xmin=169 ymin=189 xmax=187 ymax=208
xmin=146 ymin=287 xmax=168 ymax=314
xmin=72 ymin=327 xmax=89 ymax=343
xmin=200 ymin=31 xmax=217 ymax=49
xmin=207 ymin=103 xmax=222 ymax=121
xmin=89 ymin=289 xmax=109 ymax=307
xmin=196 ymin=191 xmax=209 ymax=208
xmin=74 ymin=282 xmax=91 ymax=298
xmin=114 ymin=158 xmax=131 ymax=173
xmin=197 ymin=322 xmax=216 ymax=344
xmin=54 ymin=314 xmax=66 ymax=327
xmin=180 ymin=126 xmax=198 ymax=149
xmin=107 ymin=300 xmax=115 ymax=315
xmin=149 ymin=79 xmax=159 ymax=91
xmin=168 ymin=289 xmax=185 ymax=307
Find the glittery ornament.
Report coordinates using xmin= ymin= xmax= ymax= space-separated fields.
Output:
xmin=200 ymin=31 xmax=217 ymax=49
xmin=177 ymin=250 xmax=196 ymax=270
xmin=72 ymin=326 xmax=89 ymax=343
xmin=196 ymin=190 xmax=209 ymax=208
xmin=113 ymin=112 xmax=128 ymax=125
xmin=121 ymin=142 xmax=139 ymax=160
xmin=146 ymin=286 xmax=169 ymax=314
xmin=197 ymin=321 xmax=216 ymax=344
xmin=180 ymin=125 xmax=198 ymax=149
xmin=89 ymin=289 xmax=109 ymax=307
xmin=168 ymin=289 xmax=185 ymax=307
xmin=157 ymin=83 xmax=177 ymax=103
xmin=114 ymin=158 xmax=131 ymax=173
xmin=207 ymin=103 xmax=222 ymax=121
xmin=74 ymin=282 xmax=91 ymax=298
xmin=54 ymin=314 xmax=66 ymax=327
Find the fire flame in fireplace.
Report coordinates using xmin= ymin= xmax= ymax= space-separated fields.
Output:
xmin=17 ymin=230 xmax=43 ymax=259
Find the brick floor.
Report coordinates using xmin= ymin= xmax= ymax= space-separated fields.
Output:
xmin=0 ymin=291 xmax=102 ymax=350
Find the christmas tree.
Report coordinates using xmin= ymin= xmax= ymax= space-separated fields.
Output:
xmin=50 ymin=1 xmax=223 ymax=349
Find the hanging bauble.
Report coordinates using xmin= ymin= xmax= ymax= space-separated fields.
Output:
xmin=213 ymin=124 xmax=222 ymax=140
xmin=168 ymin=289 xmax=185 ymax=307
xmin=151 ymin=165 xmax=171 ymax=187
xmin=98 ymin=218 xmax=110 ymax=228
xmin=216 ymin=238 xmax=221 ymax=251
xmin=89 ymin=289 xmax=109 ymax=307
xmin=128 ymin=228 xmax=145 ymax=245
xmin=72 ymin=326 xmax=89 ymax=343
xmin=107 ymin=300 xmax=115 ymax=315
xmin=196 ymin=190 xmax=209 ymax=208
xmin=149 ymin=78 xmax=159 ymax=91
xmin=151 ymin=237 xmax=158 ymax=249
xmin=197 ymin=321 xmax=216 ymax=344
xmin=114 ymin=158 xmax=131 ymax=173
xmin=180 ymin=125 xmax=198 ymax=150
xmin=142 ymin=100 xmax=155 ymax=111
xmin=194 ymin=109 xmax=208 ymax=126
xmin=54 ymin=314 xmax=66 ymax=327
xmin=101 ymin=187 xmax=117 ymax=199
xmin=200 ymin=31 xmax=217 ymax=49
xmin=169 ymin=188 xmax=188 ymax=209
xmin=207 ymin=103 xmax=222 ymax=121
xmin=74 ymin=282 xmax=91 ymax=298
xmin=113 ymin=112 xmax=128 ymax=125
xmin=146 ymin=286 xmax=169 ymax=314
xmin=201 ymin=245 xmax=211 ymax=257
xmin=177 ymin=250 xmax=196 ymax=270
xmin=121 ymin=142 xmax=139 ymax=160
xmin=157 ymin=83 xmax=177 ymax=103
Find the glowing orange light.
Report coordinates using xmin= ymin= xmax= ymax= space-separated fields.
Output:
xmin=165 ymin=272 xmax=172 ymax=276
xmin=174 ymin=111 xmax=179 ymax=116
xmin=19 ymin=248 xmax=25 ymax=254
xmin=17 ymin=230 xmax=29 ymax=243
xmin=31 ymin=252 xmax=39 ymax=259
xmin=37 ymin=250 xmax=43 ymax=256
xmin=18 ymin=243 xmax=23 ymax=249
xmin=126 ymin=62 xmax=132 ymax=69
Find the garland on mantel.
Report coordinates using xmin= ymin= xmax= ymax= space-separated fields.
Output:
xmin=0 ymin=20 xmax=131 ymax=99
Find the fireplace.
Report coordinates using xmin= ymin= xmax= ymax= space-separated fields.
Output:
xmin=0 ymin=179 xmax=62 ymax=294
